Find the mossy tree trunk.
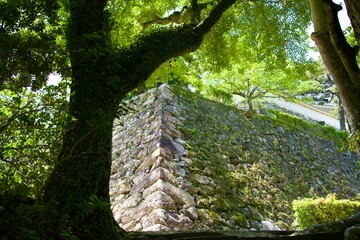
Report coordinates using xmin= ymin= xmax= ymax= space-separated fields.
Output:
xmin=41 ymin=0 xmax=123 ymax=238
xmin=309 ymin=0 xmax=360 ymax=144
xmin=41 ymin=0 xmax=236 ymax=239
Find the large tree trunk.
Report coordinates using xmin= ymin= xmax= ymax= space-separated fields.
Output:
xmin=41 ymin=0 xmax=236 ymax=239
xmin=309 ymin=0 xmax=360 ymax=143
xmin=41 ymin=0 xmax=124 ymax=239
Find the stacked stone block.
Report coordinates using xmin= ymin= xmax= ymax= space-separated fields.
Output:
xmin=110 ymin=84 xmax=197 ymax=231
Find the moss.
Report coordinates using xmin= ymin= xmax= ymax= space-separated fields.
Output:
xmin=234 ymin=213 xmax=247 ymax=225
xmin=179 ymin=126 xmax=193 ymax=139
xmin=168 ymin=85 xmax=359 ymax=230
xmin=197 ymin=208 xmax=222 ymax=224
xmin=212 ymin=195 xmax=231 ymax=211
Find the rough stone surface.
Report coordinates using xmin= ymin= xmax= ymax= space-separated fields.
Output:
xmin=111 ymin=84 xmax=193 ymax=231
xmin=345 ymin=225 xmax=360 ymax=240
xmin=110 ymin=84 xmax=360 ymax=232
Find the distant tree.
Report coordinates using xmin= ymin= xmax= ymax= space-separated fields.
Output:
xmin=203 ymin=62 xmax=320 ymax=112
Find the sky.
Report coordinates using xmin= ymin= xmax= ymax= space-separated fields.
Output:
xmin=333 ymin=0 xmax=351 ymax=29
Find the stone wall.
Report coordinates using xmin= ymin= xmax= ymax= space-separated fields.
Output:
xmin=110 ymin=84 xmax=360 ymax=232
xmin=111 ymin=84 xmax=196 ymax=231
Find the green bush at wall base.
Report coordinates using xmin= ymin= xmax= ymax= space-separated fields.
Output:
xmin=293 ymin=194 xmax=360 ymax=230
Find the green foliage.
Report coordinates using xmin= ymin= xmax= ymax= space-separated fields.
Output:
xmin=106 ymin=0 xmax=317 ymax=107
xmin=0 ymin=0 xmax=69 ymax=90
xmin=199 ymin=49 xmax=320 ymax=112
xmin=0 ymin=82 xmax=68 ymax=197
xmin=203 ymin=84 xmax=233 ymax=104
xmin=293 ymin=194 xmax=360 ymax=230
xmin=195 ymin=0 xmax=312 ymax=73
xmin=108 ymin=0 xmax=186 ymax=47
xmin=147 ymin=57 xmax=188 ymax=87
xmin=269 ymin=109 xmax=348 ymax=143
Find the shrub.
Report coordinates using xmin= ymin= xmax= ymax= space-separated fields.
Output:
xmin=292 ymin=194 xmax=360 ymax=230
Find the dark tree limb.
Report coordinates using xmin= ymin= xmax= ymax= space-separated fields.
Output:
xmin=309 ymin=0 xmax=360 ymax=136
xmin=322 ymin=0 xmax=360 ymax=91
xmin=116 ymin=0 xmax=236 ymax=96
xmin=197 ymin=0 xmax=236 ymax=35
xmin=142 ymin=0 xmax=214 ymax=30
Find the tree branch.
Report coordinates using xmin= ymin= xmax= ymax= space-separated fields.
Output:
xmin=196 ymin=0 xmax=236 ymax=35
xmin=309 ymin=0 xmax=328 ymax=33
xmin=251 ymin=89 xmax=269 ymax=99
xmin=322 ymin=0 xmax=360 ymax=91
xmin=116 ymin=0 xmax=236 ymax=95
xmin=0 ymin=109 xmax=22 ymax=133
xmin=309 ymin=0 xmax=360 ymax=133
xmin=232 ymin=91 xmax=247 ymax=98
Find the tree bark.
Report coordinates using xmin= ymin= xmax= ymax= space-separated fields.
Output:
xmin=309 ymin=0 xmax=360 ymax=141
xmin=322 ymin=0 xmax=360 ymax=91
xmin=344 ymin=0 xmax=360 ymax=46
xmin=41 ymin=0 xmax=124 ymax=239
xmin=248 ymin=99 xmax=254 ymax=111
xmin=41 ymin=0 xmax=236 ymax=239
xmin=338 ymin=96 xmax=346 ymax=131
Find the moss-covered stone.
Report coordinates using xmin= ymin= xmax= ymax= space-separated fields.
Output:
xmin=172 ymin=85 xmax=359 ymax=230
xmin=111 ymin=84 xmax=359 ymax=232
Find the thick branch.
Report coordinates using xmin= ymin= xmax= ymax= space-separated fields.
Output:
xmin=309 ymin=0 xmax=328 ymax=33
xmin=311 ymin=30 xmax=360 ymax=133
xmin=309 ymin=0 xmax=360 ymax=133
xmin=117 ymin=0 xmax=236 ymax=94
xmin=190 ymin=0 xmax=214 ymax=23
xmin=196 ymin=0 xmax=236 ymax=35
xmin=323 ymin=0 xmax=360 ymax=91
